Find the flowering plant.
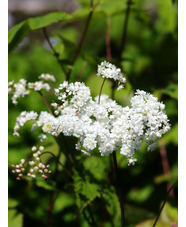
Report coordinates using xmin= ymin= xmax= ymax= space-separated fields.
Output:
xmin=8 ymin=0 xmax=178 ymax=226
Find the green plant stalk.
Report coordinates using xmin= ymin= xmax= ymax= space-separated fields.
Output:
xmin=112 ymin=151 xmax=125 ymax=227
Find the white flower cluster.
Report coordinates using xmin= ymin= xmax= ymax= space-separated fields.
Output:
xmin=13 ymin=80 xmax=170 ymax=164
xmin=9 ymin=79 xmax=30 ymax=104
xmin=28 ymin=81 xmax=51 ymax=92
xmin=11 ymin=145 xmax=52 ymax=181
xmin=8 ymin=74 xmax=56 ymax=104
xmin=38 ymin=73 xmax=56 ymax=82
xmin=11 ymin=63 xmax=170 ymax=165
xmin=13 ymin=111 xmax=38 ymax=137
xmin=97 ymin=61 xmax=126 ymax=91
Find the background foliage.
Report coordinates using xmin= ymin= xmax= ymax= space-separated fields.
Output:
xmin=8 ymin=0 xmax=178 ymax=226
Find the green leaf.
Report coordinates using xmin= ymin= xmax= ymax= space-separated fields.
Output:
xmin=160 ymin=84 xmax=178 ymax=100
xmin=127 ymin=185 xmax=154 ymax=203
xmin=54 ymin=192 xmax=74 ymax=213
xmin=28 ymin=12 xmax=71 ymax=30
xmin=8 ymin=198 xmax=19 ymax=208
xmin=102 ymin=186 xmax=120 ymax=224
xmin=73 ymin=167 xmax=102 ymax=213
xmin=36 ymin=180 xmax=56 ymax=191
xmin=8 ymin=21 xmax=30 ymax=53
xmin=8 ymin=12 xmax=71 ymax=52
xmin=8 ymin=209 xmax=23 ymax=227
xmin=83 ymin=156 xmax=108 ymax=180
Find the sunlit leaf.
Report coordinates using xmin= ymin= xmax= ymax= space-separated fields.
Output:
xmin=8 ymin=209 xmax=23 ymax=227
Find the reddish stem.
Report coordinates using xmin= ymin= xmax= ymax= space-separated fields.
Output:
xmin=159 ymin=141 xmax=174 ymax=198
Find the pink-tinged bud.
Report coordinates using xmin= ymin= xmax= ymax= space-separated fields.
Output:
xmin=30 ymin=169 xmax=34 ymax=173
xmin=12 ymin=170 xmax=15 ymax=173
xmin=42 ymin=174 xmax=45 ymax=178
xmin=44 ymin=169 xmax=48 ymax=173
xmin=48 ymin=170 xmax=52 ymax=174
xmin=44 ymin=176 xmax=48 ymax=181
xmin=21 ymin=168 xmax=25 ymax=172
xmin=16 ymin=169 xmax=20 ymax=173
xmin=16 ymin=177 xmax=20 ymax=181
xmin=34 ymin=166 xmax=38 ymax=171
xmin=46 ymin=165 xmax=50 ymax=168
xmin=16 ymin=165 xmax=19 ymax=169
xmin=11 ymin=164 xmax=15 ymax=168
xmin=19 ymin=164 xmax=23 ymax=168
xmin=76 ymin=110 xmax=80 ymax=115
xmin=19 ymin=174 xmax=23 ymax=177
xmin=27 ymin=173 xmax=31 ymax=177
xmin=38 ymin=170 xmax=43 ymax=174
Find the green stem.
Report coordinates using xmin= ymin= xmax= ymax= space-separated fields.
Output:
xmin=98 ymin=78 xmax=106 ymax=104
xmin=112 ymin=151 xmax=125 ymax=227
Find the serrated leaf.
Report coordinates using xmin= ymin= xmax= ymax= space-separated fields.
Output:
xmin=83 ymin=156 xmax=108 ymax=180
xmin=102 ymin=186 xmax=120 ymax=224
xmin=73 ymin=167 xmax=102 ymax=213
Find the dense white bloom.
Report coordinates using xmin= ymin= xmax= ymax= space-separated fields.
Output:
xmin=97 ymin=61 xmax=126 ymax=90
xmin=11 ymin=61 xmax=170 ymax=166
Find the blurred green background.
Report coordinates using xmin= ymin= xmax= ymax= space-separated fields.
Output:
xmin=8 ymin=0 xmax=178 ymax=226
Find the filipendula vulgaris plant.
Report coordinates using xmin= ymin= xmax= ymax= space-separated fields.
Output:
xmin=9 ymin=63 xmax=170 ymax=181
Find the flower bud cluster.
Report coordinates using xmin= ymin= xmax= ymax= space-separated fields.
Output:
xmin=11 ymin=145 xmax=52 ymax=181
xmin=97 ymin=61 xmax=126 ymax=91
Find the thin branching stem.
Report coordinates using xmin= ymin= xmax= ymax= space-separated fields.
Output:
xmin=66 ymin=1 xmax=98 ymax=81
xmin=40 ymin=151 xmax=73 ymax=179
xmin=42 ymin=27 xmax=68 ymax=78
xmin=117 ymin=0 xmax=132 ymax=64
xmin=112 ymin=151 xmax=125 ymax=227
xmin=37 ymin=91 xmax=53 ymax=115
xmin=153 ymin=180 xmax=178 ymax=227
